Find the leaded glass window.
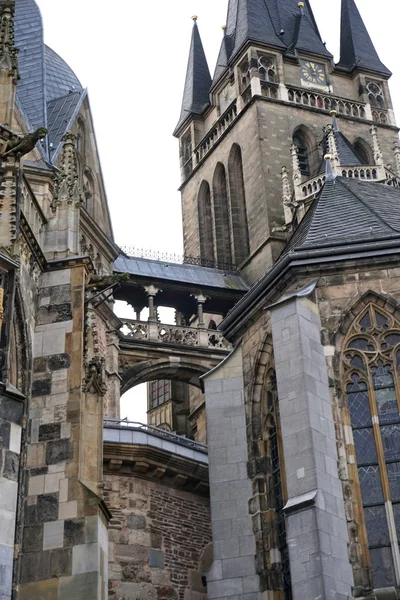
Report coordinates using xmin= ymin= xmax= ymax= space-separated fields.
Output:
xmin=343 ymin=304 xmax=400 ymax=588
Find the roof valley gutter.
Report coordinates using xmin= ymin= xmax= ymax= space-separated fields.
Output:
xmin=220 ymin=237 xmax=400 ymax=337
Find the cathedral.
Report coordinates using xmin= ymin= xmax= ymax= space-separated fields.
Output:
xmin=0 ymin=0 xmax=400 ymax=599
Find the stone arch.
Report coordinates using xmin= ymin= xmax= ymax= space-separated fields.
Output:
xmin=353 ymin=137 xmax=374 ymax=165
xmin=8 ymin=280 xmax=31 ymax=396
xmin=198 ymin=181 xmax=215 ymax=263
xmin=228 ymin=144 xmax=250 ymax=266
xmin=292 ymin=124 xmax=319 ymax=176
xmin=120 ymin=357 xmax=213 ymax=395
xmin=212 ymin=163 xmax=232 ymax=265
xmin=83 ymin=167 xmax=95 ymax=211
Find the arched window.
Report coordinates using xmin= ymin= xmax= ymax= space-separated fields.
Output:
xmin=293 ymin=133 xmax=310 ymax=175
xmin=262 ymin=368 xmax=292 ymax=599
xmin=354 ymin=139 xmax=374 ymax=165
xmin=367 ymin=81 xmax=385 ymax=109
xmin=198 ymin=181 xmax=215 ymax=263
xmin=258 ymin=55 xmax=277 ymax=83
xmin=83 ymin=168 xmax=94 ymax=211
xmin=342 ymin=304 xmax=400 ymax=590
xmin=228 ymin=145 xmax=249 ymax=266
xmin=212 ymin=163 xmax=232 ymax=265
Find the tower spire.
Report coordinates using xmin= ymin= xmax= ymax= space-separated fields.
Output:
xmin=337 ymin=0 xmax=391 ymax=76
xmin=173 ymin=18 xmax=212 ymax=137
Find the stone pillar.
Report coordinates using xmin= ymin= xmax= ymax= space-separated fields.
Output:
xmin=393 ymin=140 xmax=400 ymax=177
xmin=270 ymin=295 xmax=354 ymax=600
xmin=192 ymin=293 xmax=208 ymax=327
xmin=0 ymin=384 xmax=23 ymax=600
xmin=203 ymin=346 xmax=260 ymax=600
xmin=0 ymin=0 xmax=18 ymax=129
xmin=19 ymin=265 xmax=108 ymax=600
xmin=144 ymin=285 xmax=161 ymax=323
xmin=291 ymin=144 xmax=302 ymax=202
xmin=370 ymin=124 xmax=385 ymax=179
xmin=281 ymin=166 xmax=293 ymax=225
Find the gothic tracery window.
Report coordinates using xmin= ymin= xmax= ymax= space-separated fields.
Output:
xmin=343 ymin=304 xmax=400 ymax=589
xmin=366 ymin=81 xmax=385 ymax=109
xmin=258 ymin=55 xmax=277 ymax=83
xmin=293 ymin=134 xmax=310 ymax=175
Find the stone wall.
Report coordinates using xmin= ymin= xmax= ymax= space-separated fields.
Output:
xmin=105 ymin=474 xmax=211 ymax=600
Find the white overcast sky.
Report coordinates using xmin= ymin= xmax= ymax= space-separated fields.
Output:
xmin=36 ymin=0 xmax=400 ymax=423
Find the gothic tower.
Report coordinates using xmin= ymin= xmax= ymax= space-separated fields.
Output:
xmin=174 ymin=0 xmax=397 ymax=284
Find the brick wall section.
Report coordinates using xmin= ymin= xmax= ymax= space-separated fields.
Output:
xmin=105 ymin=474 xmax=211 ymax=600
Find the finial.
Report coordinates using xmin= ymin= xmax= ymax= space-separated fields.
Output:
xmin=191 ymin=15 xmax=198 ymax=21
xmin=324 ymin=154 xmax=336 ymax=182
xmin=330 ymin=109 xmax=339 ymax=132
xmin=298 ymin=1 xmax=305 ymax=13
xmin=222 ymin=25 xmax=227 ymax=31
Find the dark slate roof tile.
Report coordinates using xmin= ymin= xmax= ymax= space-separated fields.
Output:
xmin=114 ymin=256 xmax=249 ymax=292
xmin=45 ymin=45 xmax=82 ymax=101
xmin=337 ymin=0 xmax=391 ymax=76
xmin=47 ymin=90 xmax=85 ymax=153
xmin=174 ymin=22 xmax=212 ymax=136
xmin=286 ymin=177 xmax=400 ymax=254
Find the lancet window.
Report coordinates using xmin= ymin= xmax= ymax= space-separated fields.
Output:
xmin=150 ymin=380 xmax=171 ymax=409
xmin=342 ymin=304 xmax=400 ymax=589
xmin=262 ymin=368 xmax=292 ymax=599
xmin=366 ymin=81 xmax=385 ymax=109
xmin=293 ymin=134 xmax=310 ymax=175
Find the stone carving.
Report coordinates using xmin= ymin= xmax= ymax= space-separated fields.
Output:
xmin=1 ymin=127 xmax=47 ymax=159
xmin=120 ymin=320 xmax=149 ymax=340
xmin=207 ymin=331 xmax=226 ymax=349
xmin=52 ymin=132 xmax=82 ymax=208
xmin=84 ymin=356 xmax=107 ymax=395
xmin=158 ymin=325 xmax=198 ymax=346
xmin=0 ymin=0 xmax=18 ymax=80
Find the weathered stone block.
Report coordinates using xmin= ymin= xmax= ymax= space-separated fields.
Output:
xmin=3 ymin=451 xmax=18 ymax=481
xmin=33 ymin=356 xmax=48 ymax=373
xmin=64 ymin=519 xmax=85 ymax=547
xmin=127 ymin=514 xmax=146 ymax=530
xmin=148 ymin=549 xmax=165 ymax=568
xmin=37 ymin=493 xmax=59 ymax=523
xmin=46 ymin=439 xmax=72 ymax=464
xmin=43 ymin=520 xmax=64 ymax=550
xmin=22 ymin=525 xmax=44 ymax=553
xmin=32 ymin=380 xmax=51 ymax=398
xmin=0 ymin=397 xmax=23 ymax=425
xmin=39 ymin=423 xmax=61 ymax=442
xmin=59 ymin=571 xmax=98 ymax=600
xmin=37 ymin=304 xmax=73 ymax=326
xmin=48 ymin=354 xmax=71 ymax=371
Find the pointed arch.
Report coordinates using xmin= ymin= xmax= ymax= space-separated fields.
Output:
xmin=339 ymin=294 xmax=400 ymax=591
xmin=212 ymin=163 xmax=232 ymax=264
xmin=353 ymin=137 xmax=374 ymax=165
xmin=228 ymin=144 xmax=249 ymax=265
xmin=292 ymin=125 xmax=319 ymax=176
xmin=197 ymin=181 xmax=215 ymax=262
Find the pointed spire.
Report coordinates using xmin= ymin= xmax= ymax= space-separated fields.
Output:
xmin=324 ymin=154 xmax=336 ymax=182
xmin=281 ymin=166 xmax=294 ymax=225
xmin=286 ymin=1 xmax=332 ymax=58
xmin=173 ymin=18 xmax=212 ymax=137
xmin=337 ymin=0 xmax=391 ymax=76
xmin=393 ymin=141 xmax=400 ymax=178
xmin=325 ymin=125 xmax=340 ymax=170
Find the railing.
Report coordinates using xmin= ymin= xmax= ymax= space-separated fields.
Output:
xmin=104 ymin=418 xmax=208 ymax=454
xmin=298 ymin=165 xmax=385 ymax=201
xmin=372 ymin=109 xmax=388 ymax=124
xmin=195 ymin=100 xmax=238 ymax=164
xmin=384 ymin=168 xmax=400 ymax=188
xmin=20 ymin=178 xmax=46 ymax=245
xmin=120 ymin=319 xmax=229 ymax=351
xmin=287 ymin=87 xmax=366 ymax=120
xmin=261 ymin=81 xmax=279 ymax=99
xmin=120 ymin=246 xmax=238 ymax=272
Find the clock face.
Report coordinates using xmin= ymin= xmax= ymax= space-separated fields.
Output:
xmin=300 ymin=60 xmax=327 ymax=86
xmin=219 ymin=84 xmax=233 ymax=112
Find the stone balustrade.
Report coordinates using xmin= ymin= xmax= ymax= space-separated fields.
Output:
xmin=260 ymin=81 xmax=279 ymax=99
xmin=120 ymin=318 xmax=229 ymax=350
xmin=297 ymin=166 xmax=386 ymax=201
xmin=287 ymin=87 xmax=367 ymax=119
xmin=20 ymin=178 xmax=46 ymax=244
xmin=195 ymin=100 xmax=238 ymax=164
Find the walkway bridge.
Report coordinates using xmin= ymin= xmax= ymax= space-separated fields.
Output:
xmin=114 ymin=252 xmax=248 ymax=392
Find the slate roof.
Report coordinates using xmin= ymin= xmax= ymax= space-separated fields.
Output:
xmin=286 ymin=177 xmax=400 ymax=253
xmin=212 ymin=0 xmax=331 ymax=88
xmin=15 ymin=0 xmax=46 ymax=133
xmin=337 ymin=0 xmax=391 ymax=76
xmin=114 ymin=255 xmax=249 ymax=292
xmin=14 ymin=0 xmax=84 ymax=162
xmin=174 ymin=22 xmax=212 ymax=136
xmin=47 ymin=90 xmax=86 ymax=154
xmin=45 ymin=46 xmax=83 ymax=101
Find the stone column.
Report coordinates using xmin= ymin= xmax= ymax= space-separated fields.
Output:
xmin=270 ymin=295 xmax=354 ymax=600
xmin=393 ymin=141 xmax=400 ymax=177
xmin=192 ymin=293 xmax=208 ymax=327
xmin=202 ymin=346 xmax=260 ymax=600
xmin=144 ymin=285 xmax=161 ymax=323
